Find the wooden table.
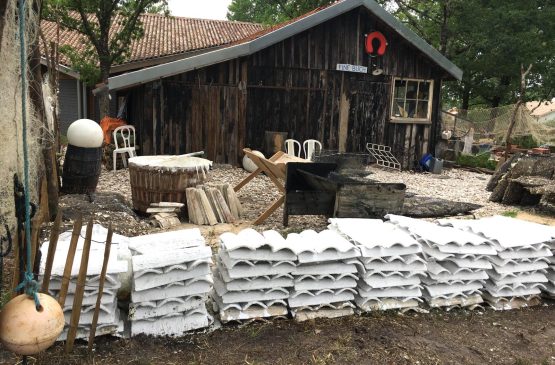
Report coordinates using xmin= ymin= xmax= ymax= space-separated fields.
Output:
xmin=234 ymin=148 xmax=309 ymax=225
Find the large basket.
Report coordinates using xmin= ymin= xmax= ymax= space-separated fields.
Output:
xmin=128 ymin=156 xmax=212 ymax=213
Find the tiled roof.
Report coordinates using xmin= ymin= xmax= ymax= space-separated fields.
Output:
xmin=40 ymin=13 xmax=265 ymax=70
xmin=526 ymin=101 xmax=555 ymax=118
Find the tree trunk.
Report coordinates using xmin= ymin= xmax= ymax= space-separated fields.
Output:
xmin=505 ymin=64 xmax=532 ymax=155
xmin=30 ymin=0 xmax=58 ymax=220
xmin=439 ymin=1 xmax=449 ymax=55
xmin=98 ymin=60 xmax=111 ymax=119
xmin=460 ymin=84 xmax=470 ymax=112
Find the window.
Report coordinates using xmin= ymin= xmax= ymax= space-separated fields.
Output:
xmin=390 ymin=78 xmax=433 ymax=123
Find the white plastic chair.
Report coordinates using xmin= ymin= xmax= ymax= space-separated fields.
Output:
xmin=303 ymin=139 xmax=322 ymax=160
xmin=284 ymin=139 xmax=301 ymax=157
xmin=112 ymin=125 xmax=137 ymax=171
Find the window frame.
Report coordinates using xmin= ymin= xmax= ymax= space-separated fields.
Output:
xmin=390 ymin=78 xmax=434 ymax=124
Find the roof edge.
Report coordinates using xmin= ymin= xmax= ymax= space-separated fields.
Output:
xmin=108 ymin=43 xmax=252 ymax=90
xmin=362 ymin=0 xmax=462 ymax=80
xmin=108 ymin=0 xmax=462 ymax=90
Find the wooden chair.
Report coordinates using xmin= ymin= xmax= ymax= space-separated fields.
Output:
xmin=235 ymin=148 xmax=308 ymax=225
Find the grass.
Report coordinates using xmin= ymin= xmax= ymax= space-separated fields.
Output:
xmin=501 ymin=210 xmax=518 ymax=218
xmin=456 ymin=153 xmax=497 ymax=171
xmin=279 ymin=226 xmax=305 ymax=236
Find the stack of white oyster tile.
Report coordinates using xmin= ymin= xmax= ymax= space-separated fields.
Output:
xmin=387 ymin=215 xmax=495 ymax=310
xmin=213 ymin=229 xmax=296 ymax=322
xmin=39 ymin=224 xmax=128 ymax=340
xmin=286 ymin=230 xmax=361 ymax=321
xmin=439 ymin=216 xmax=553 ymax=309
xmin=329 ymin=218 xmax=426 ymax=312
xmin=128 ymin=229 xmax=213 ymax=336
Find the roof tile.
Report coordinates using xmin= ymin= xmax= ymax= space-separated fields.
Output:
xmin=40 ymin=13 xmax=265 ymax=70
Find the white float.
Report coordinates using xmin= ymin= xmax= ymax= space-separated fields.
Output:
xmin=66 ymin=119 xmax=104 ymax=148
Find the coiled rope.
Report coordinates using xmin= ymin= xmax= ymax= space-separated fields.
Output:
xmin=14 ymin=0 xmax=41 ymax=311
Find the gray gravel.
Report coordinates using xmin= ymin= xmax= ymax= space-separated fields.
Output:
xmin=95 ymin=164 xmax=518 ymax=233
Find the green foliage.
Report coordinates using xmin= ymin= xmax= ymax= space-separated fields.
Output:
xmin=456 ymin=153 xmax=497 ymax=170
xmin=510 ymin=135 xmax=539 ymax=149
xmin=376 ymin=0 xmax=555 ymax=110
xmin=43 ymin=0 xmax=168 ymax=85
xmin=227 ymin=0 xmax=334 ymax=25
xmin=501 ymin=210 xmax=518 ymax=218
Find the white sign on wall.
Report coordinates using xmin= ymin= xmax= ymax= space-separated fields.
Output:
xmin=336 ymin=64 xmax=368 ymax=73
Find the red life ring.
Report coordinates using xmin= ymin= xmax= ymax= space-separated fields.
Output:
xmin=365 ymin=31 xmax=387 ymax=56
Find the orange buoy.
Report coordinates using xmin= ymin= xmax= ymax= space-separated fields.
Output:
xmin=0 ymin=293 xmax=64 ymax=355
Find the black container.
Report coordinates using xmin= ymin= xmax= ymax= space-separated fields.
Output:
xmin=62 ymin=144 xmax=102 ymax=194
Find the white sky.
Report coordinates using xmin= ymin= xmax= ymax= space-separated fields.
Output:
xmin=168 ymin=0 xmax=233 ymax=20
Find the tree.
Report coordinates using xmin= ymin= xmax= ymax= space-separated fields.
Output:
xmin=227 ymin=0 xmax=334 ymax=25
xmin=43 ymin=0 xmax=168 ymax=119
xmin=376 ymin=0 xmax=555 ymax=109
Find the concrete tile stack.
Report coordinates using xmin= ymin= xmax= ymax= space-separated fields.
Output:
xmin=387 ymin=215 xmax=495 ymax=310
xmin=128 ymin=229 xmax=213 ymax=336
xmin=213 ymin=229 xmax=296 ymax=322
xmin=39 ymin=224 xmax=128 ymax=340
xmin=286 ymin=230 xmax=361 ymax=321
xmin=439 ymin=216 xmax=553 ymax=309
xmin=329 ymin=218 xmax=426 ymax=312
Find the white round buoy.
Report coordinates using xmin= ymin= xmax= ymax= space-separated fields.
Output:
xmin=242 ymin=150 xmax=265 ymax=173
xmin=0 ymin=294 xmax=64 ymax=355
xmin=66 ymin=119 xmax=104 ymax=148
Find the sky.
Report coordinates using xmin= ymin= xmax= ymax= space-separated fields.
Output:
xmin=168 ymin=0 xmax=233 ymax=20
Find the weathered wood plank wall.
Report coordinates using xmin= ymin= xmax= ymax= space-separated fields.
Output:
xmin=125 ymin=6 xmax=450 ymax=168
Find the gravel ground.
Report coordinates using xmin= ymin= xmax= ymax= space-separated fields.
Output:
xmin=365 ymin=166 xmax=509 ymax=218
xmin=95 ymin=163 xmax=521 ymax=236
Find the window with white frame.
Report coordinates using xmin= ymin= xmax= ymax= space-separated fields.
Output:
xmin=390 ymin=78 xmax=433 ymax=123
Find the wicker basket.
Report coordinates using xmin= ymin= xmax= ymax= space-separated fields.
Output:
xmin=128 ymin=156 xmax=212 ymax=213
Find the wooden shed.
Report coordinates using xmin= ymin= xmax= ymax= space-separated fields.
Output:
xmin=107 ymin=0 xmax=462 ymax=168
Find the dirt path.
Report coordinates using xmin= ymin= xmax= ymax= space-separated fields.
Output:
xmin=2 ymin=305 xmax=553 ymax=365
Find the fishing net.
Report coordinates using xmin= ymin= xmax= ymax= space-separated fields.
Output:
xmin=0 ymin=0 xmax=44 ymax=229
xmin=441 ymin=104 xmax=555 ymax=146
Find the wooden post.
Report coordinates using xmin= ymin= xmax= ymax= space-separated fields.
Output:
xmin=88 ymin=224 xmax=113 ymax=352
xmin=66 ymin=217 xmax=93 ymax=353
xmin=40 ymin=210 xmax=62 ymax=293
xmin=58 ymin=215 xmax=82 ymax=307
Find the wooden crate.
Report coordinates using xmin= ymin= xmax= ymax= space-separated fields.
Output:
xmin=284 ymin=163 xmax=405 ymax=224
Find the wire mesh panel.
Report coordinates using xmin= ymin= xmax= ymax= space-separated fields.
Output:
xmin=366 ymin=143 xmax=401 ymax=171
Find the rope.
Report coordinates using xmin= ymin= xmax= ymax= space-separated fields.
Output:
xmin=16 ymin=0 xmax=41 ymax=311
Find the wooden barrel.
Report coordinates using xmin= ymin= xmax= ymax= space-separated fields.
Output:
xmin=62 ymin=144 xmax=102 ymax=194
xmin=129 ymin=155 xmax=212 ymax=213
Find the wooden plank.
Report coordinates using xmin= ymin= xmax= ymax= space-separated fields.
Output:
xmin=185 ymin=188 xmax=200 ymax=224
xmin=338 ymin=73 xmax=349 ymax=153
xmin=225 ymin=184 xmax=242 ymax=219
xmin=146 ymin=207 xmax=181 ymax=214
xmin=253 ymin=196 xmax=285 ymax=225
xmin=58 ymin=215 xmax=83 ymax=307
xmin=197 ymin=189 xmax=218 ymax=226
xmin=87 ymin=224 xmax=113 ymax=352
xmin=205 ymin=187 xmax=224 ymax=223
xmin=66 ymin=217 xmax=94 ymax=353
xmin=213 ymin=189 xmax=235 ymax=223
xmin=150 ymin=202 xmax=185 ymax=208
xmin=40 ymin=210 xmax=62 ymax=293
